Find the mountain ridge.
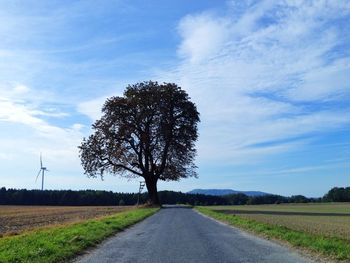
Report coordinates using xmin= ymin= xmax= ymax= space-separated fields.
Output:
xmin=188 ymin=188 xmax=270 ymax=197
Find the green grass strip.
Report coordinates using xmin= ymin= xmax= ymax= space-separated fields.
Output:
xmin=0 ymin=208 xmax=159 ymax=263
xmin=196 ymin=207 xmax=350 ymax=261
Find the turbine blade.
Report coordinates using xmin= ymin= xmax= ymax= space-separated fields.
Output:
xmin=40 ymin=153 xmax=43 ymax=168
xmin=35 ymin=169 xmax=41 ymax=182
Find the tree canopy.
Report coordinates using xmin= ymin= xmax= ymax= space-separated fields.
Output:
xmin=79 ymin=81 xmax=200 ymax=205
xmin=323 ymin=187 xmax=350 ymax=202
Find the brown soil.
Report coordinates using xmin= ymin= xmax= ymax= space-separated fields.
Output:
xmin=0 ymin=205 xmax=132 ymax=236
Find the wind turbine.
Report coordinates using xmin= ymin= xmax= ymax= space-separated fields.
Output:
xmin=36 ymin=153 xmax=48 ymax=191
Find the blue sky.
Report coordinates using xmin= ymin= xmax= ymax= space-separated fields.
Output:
xmin=0 ymin=0 xmax=349 ymax=197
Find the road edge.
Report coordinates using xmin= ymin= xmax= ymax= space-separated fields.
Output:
xmin=71 ymin=208 xmax=161 ymax=263
xmin=193 ymin=208 xmax=335 ymax=263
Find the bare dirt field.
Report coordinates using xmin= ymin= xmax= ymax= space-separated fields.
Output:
xmin=210 ymin=203 xmax=350 ymax=241
xmin=0 ymin=205 xmax=133 ymax=236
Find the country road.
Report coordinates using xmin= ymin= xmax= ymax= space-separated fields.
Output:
xmin=74 ymin=206 xmax=316 ymax=263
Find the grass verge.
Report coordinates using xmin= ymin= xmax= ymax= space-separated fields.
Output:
xmin=196 ymin=207 xmax=350 ymax=261
xmin=0 ymin=208 xmax=158 ymax=263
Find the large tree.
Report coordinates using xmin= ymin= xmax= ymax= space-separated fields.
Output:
xmin=79 ymin=81 xmax=200 ymax=205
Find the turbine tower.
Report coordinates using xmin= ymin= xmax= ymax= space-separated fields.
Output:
xmin=36 ymin=153 xmax=48 ymax=191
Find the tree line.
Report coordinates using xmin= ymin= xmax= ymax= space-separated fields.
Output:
xmin=0 ymin=188 xmax=224 ymax=206
xmin=323 ymin=187 xmax=350 ymax=202
xmin=1 ymin=186 xmax=347 ymax=206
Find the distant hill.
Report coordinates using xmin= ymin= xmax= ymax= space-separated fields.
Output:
xmin=188 ymin=189 xmax=270 ymax=197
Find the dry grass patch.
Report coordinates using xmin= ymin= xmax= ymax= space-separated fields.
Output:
xmin=210 ymin=203 xmax=350 ymax=241
xmin=197 ymin=203 xmax=350 ymax=261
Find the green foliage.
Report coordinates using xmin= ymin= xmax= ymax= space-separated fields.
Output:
xmin=0 ymin=208 xmax=158 ymax=263
xmin=196 ymin=207 xmax=350 ymax=261
xmin=158 ymin=190 xmax=226 ymax=205
xmin=3 ymin=187 xmax=348 ymax=206
xmin=0 ymin=187 xmax=143 ymax=205
xmin=324 ymin=187 xmax=350 ymax=202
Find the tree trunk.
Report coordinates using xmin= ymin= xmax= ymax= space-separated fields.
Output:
xmin=145 ymin=177 xmax=160 ymax=206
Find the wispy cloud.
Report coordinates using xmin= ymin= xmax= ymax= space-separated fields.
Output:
xmin=0 ymin=83 xmax=84 ymax=189
xmin=155 ymin=0 xmax=350 ymax=164
xmin=0 ymin=0 xmax=166 ymax=190
xmin=0 ymin=0 xmax=349 ymax=194
xmin=77 ymin=96 xmax=109 ymax=121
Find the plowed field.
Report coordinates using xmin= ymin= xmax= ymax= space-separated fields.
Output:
xmin=0 ymin=205 xmax=132 ymax=236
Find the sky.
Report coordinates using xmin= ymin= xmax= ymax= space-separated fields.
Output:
xmin=0 ymin=0 xmax=349 ymax=197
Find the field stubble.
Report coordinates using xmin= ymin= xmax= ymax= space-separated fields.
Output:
xmin=0 ymin=205 xmax=132 ymax=236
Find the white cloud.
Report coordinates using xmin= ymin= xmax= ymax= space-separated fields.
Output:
xmin=13 ymin=84 xmax=30 ymax=94
xmin=0 ymin=82 xmax=86 ymax=188
xmin=287 ymin=58 xmax=350 ymax=101
xmin=177 ymin=13 xmax=230 ymax=63
xmin=77 ymin=88 xmax=125 ymax=121
xmin=156 ymin=0 xmax=350 ymax=165
xmin=77 ymin=96 xmax=107 ymax=121
xmin=0 ymin=0 xmax=349 ymax=194
xmin=0 ymin=84 xmax=68 ymax=130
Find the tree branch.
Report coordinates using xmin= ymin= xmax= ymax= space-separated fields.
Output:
xmin=106 ymin=157 xmax=143 ymax=176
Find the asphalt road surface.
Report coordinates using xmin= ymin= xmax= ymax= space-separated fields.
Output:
xmin=74 ymin=206 xmax=316 ymax=263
